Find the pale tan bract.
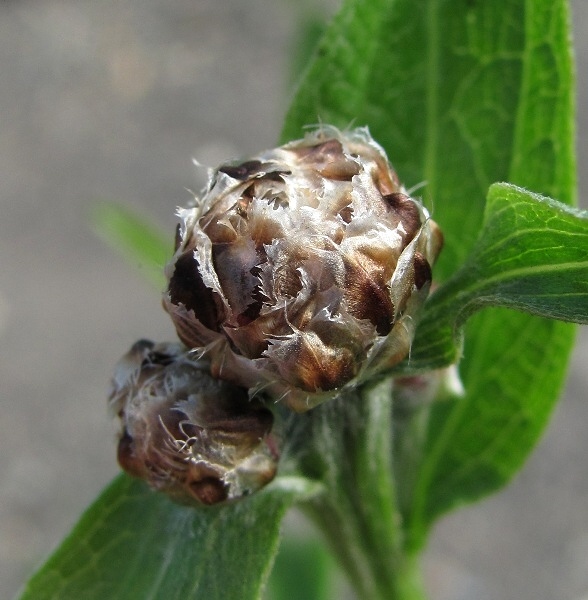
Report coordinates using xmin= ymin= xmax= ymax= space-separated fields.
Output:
xmin=164 ymin=127 xmax=443 ymax=411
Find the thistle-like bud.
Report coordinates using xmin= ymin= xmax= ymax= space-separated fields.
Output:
xmin=109 ymin=340 xmax=278 ymax=505
xmin=164 ymin=127 xmax=443 ymax=411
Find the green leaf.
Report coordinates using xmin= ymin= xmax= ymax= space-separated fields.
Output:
xmin=92 ymin=202 xmax=172 ymax=289
xmin=20 ymin=474 xmax=320 ymax=600
xmin=265 ymin=534 xmax=337 ymax=600
xmin=467 ymin=184 xmax=587 ymax=323
xmin=284 ymin=0 xmax=576 ymax=274
xmin=283 ymin=0 xmax=577 ymax=550
xmin=286 ymin=2 xmax=330 ymax=88
xmin=405 ymin=183 xmax=588 ymax=371
xmin=406 ymin=311 xmax=575 ymax=551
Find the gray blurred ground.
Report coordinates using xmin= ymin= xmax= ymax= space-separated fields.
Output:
xmin=0 ymin=2 xmax=586 ymax=599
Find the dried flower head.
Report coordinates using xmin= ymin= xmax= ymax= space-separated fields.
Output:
xmin=164 ymin=127 xmax=443 ymax=411
xmin=109 ymin=340 xmax=278 ymax=505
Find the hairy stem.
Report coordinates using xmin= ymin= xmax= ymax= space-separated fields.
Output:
xmin=290 ymin=378 xmax=427 ymax=599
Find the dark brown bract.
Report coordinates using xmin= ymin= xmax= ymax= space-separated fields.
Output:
xmin=164 ymin=127 xmax=443 ymax=411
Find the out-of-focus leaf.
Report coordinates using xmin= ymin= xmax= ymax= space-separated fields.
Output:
xmin=93 ymin=202 xmax=171 ymax=289
xmin=265 ymin=532 xmax=338 ymax=600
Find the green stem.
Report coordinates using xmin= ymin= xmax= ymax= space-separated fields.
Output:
xmin=301 ymin=502 xmax=426 ymax=600
xmin=292 ymin=377 xmax=428 ymax=600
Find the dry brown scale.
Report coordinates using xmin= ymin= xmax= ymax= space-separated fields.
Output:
xmin=164 ymin=126 xmax=443 ymax=411
xmin=110 ymin=127 xmax=443 ymax=504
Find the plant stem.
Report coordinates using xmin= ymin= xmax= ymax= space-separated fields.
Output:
xmin=291 ymin=377 xmax=428 ymax=600
xmin=302 ymin=501 xmax=427 ymax=600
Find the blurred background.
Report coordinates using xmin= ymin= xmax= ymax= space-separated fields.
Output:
xmin=0 ymin=1 xmax=586 ymax=599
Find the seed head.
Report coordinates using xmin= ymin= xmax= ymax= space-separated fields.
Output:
xmin=109 ymin=340 xmax=278 ymax=505
xmin=164 ymin=127 xmax=443 ymax=411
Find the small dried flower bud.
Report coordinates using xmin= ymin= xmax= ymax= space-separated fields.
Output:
xmin=109 ymin=340 xmax=278 ymax=505
xmin=164 ymin=127 xmax=443 ymax=411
